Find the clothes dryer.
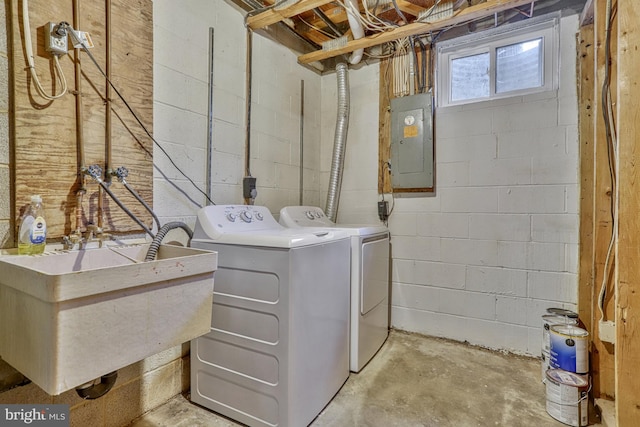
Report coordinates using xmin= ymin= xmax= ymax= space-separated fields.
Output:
xmin=190 ymin=205 xmax=350 ymax=427
xmin=279 ymin=206 xmax=390 ymax=372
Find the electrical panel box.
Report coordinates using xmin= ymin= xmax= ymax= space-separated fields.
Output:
xmin=390 ymin=93 xmax=434 ymax=191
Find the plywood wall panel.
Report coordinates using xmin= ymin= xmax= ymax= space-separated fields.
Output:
xmin=10 ymin=0 xmax=153 ymax=240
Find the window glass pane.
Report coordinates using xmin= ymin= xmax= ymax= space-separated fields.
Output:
xmin=450 ymin=52 xmax=490 ymax=102
xmin=496 ymin=38 xmax=542 ymax=93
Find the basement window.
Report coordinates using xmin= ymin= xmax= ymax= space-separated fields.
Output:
xmin=437 ymin=13 xmax=559 ymax=107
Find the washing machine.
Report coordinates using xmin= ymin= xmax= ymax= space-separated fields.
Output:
xmin=279 ymin=206 xmax=390 ymax=373
xmin=190 ymin=205 xmax=351 ymax=427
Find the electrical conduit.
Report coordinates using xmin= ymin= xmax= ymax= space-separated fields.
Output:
xmin=325 ymin=63 xmax=350 ymax=222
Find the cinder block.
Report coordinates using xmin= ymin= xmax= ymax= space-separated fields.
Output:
xmin=391 ymin=283 xmax=439 ymax=312
xmin=469 ymin=214 xmax=530 ymax=241
xmin=466 ymin=266 xmax=528 ymax=296
xmin=498 ymin=241 xmax=566 ymax=271
xmin=531 ymin=214 xmax=579 ymax=243
xmin=437 ymin=161 xmax=470 ymax=188
xmin=565 ymin=243 xmax=579 ymax=274
xmin=0 ymin=113 xmax=8 ymax=164
xmin=468 ymin=157 xmax=531 ymax=186
xmin=212 ymin=120 xmax=244 ymax=156
xmin=392 ymin=259 xmax=415 ymax=284
xmin=558 ymin=95 xmax=578 ymax=126
xmin=394 ymin=196 xmax=441 ymax=214
xmin=497 ymin=126 xmax=566 ymax=159
xmin=437 ymin=288 xmax=496 ymax=320
xmin=388 ymin=212 xmax=418 ymax=236
xmin=441 ymin=187 xmax=499 ymax=213
xmin=440 ymin=238 xmax=498 ymax=267
xmin=496 ymin=296 xmax=527 ymax=325
xmin=492 ymin=98 xmax=558 ymax=134
xmin=435 ymin=134 xmax=497 ymax=163
xmin=275 ymin=164 xmax=300 ymax=190
xmin=498 ymin=185 xmax=566 ymax=214
xmin=391 ymin=235 xmax=441 ymax=262
xmin=527 ymin=271 xmax=578 ymax=303
xmin=436 ymin=107 xmax=493 ymax=139
xmin=531 ymin=156 xmax=578 ymax=185
xmin=414 ymin=261 xmax=466 ymax=289
xmin=417 ymin=212 xmax=469 ymax=238
xmin=565 ymin=185 xmax=578 ymax=214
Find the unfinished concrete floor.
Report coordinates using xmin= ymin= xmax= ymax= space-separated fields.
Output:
xmin=130 ymin=330 xmax=594 ymax=427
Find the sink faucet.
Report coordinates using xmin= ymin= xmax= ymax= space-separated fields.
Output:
xmin=62 ymin=225 xmax=112 ymax=250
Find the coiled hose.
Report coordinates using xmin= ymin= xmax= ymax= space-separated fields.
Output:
xmin=144 ymin=221 xmax=193 ymax=262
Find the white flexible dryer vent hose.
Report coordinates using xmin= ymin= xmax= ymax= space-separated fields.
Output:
xmin=325 ymin=63 xmax=350 ymax=222
xmin=345 ymin=0 xmax=364 ymax=64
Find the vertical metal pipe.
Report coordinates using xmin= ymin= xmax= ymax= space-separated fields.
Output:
xmin=100 ymin=0 xmax=113 ymax=229
xmin=206 ymin=28 xmax=215 ymax=204
xmin=244 ymin=29 xmax=253 ymax=177
xmin=73 ymin=0 xmax=85 ymax=233
xmin=299 ymin=80 xmax=304 ymax=205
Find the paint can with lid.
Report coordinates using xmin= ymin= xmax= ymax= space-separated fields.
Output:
xmin=541 ymin=312 xmax=578 ymax=381
xmin=549 ymin=325 xmax=589 ymax=374
xmin=545 ymin=369 xmax=589 ymax=427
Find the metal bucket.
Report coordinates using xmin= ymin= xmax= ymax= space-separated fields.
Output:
xmin=545 ymin=369 xmax=589 ymax=427
xmin=549 ymin=325 xmax=589 ymax=374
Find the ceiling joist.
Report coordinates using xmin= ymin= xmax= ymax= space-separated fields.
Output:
xmin=247 ymin=0 xmax=335 ymax=30
xmin=298 ymin=0 xmax=535 ymax=64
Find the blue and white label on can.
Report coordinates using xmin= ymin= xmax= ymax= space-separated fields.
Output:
xmin=549 ymin=325 xmax=589 ymax=374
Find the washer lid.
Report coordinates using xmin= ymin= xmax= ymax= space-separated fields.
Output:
xmin=193 ymin=205 xmax=348 ymax=248
xmin=279 ymin=206 xmax=388 ymax=236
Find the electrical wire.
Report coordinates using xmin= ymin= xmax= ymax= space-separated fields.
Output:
xmin=64 ymin=24 xmax=216 ymax=206
xmin=22 ymin=0 xmax=68 ymax=100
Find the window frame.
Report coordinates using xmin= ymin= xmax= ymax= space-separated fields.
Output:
xmin=436 ymin=13 xmax=560 ymax=108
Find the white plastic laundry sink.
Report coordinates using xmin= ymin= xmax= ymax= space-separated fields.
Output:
xmin=0 ymin=244 xmax=216 ymax=395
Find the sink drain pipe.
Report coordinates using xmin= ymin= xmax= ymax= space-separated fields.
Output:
xmin=325 ymin=63 xmax=350 ymax=222
xmin=75 ymin=371 xmax=118 ymax=399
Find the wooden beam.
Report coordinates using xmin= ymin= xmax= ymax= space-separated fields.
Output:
xmin=397 ymin=0 xmax=428 ymax=17
xmin=591 ymin=0 xmax=616 ymax=400
xmin=616 ymin=2 xmax=640 ymax=424
xmin=577 ymin=24 xmax=594 ymax=339
xmin=298 ymin=0 xmax=534 ymax=64
xmin=247 ymin=0 xmax=335 ymax=30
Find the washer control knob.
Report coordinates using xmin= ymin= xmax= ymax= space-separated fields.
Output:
xmin=226 ymin=213 xmax=237 ymax=222
xmin=314 ymin=211 xmax=322 ymax=218
xmin=240 ymin=211 xmax=253 ymax=223
xmin=305 ymin=211 xmax=315 ymax=220
xmin=255 ymin=212 xmax=264 ymax=221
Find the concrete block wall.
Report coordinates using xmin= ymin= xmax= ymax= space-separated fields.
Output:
xmin=321 ymin=14 xmax=580 ymax=355
xmin=392 ymin=14 xmax=580 ymax=355
xmin=153 ymin=0 xmax=322 ymax=226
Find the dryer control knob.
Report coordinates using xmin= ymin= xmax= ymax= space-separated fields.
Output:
xmin=255 ymin=212 xmax=264 ymax=221
xmin=240 ymin=211 xmax=253 ymax=223
xmin=226 ymin=213 xmax=237 ymax=222
xmin=305 ymin=211 xmax=315 ymax=220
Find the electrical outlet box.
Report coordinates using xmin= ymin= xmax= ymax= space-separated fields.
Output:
xmin=378 ymin=201 xmax=389 ymax=221
xmin=599 ymin=320 xmax=616 ymax=344
xmin=44 ymin=22 xmax=68 ymax=56
xmin=243 ymin=176 xmax=257 ymax=199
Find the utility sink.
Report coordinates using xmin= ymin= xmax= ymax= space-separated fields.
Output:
xmin=0 ymin=244 xmax=216 ymax=395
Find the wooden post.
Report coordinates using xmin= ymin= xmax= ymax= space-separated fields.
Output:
xmin=615 ymin=2 xmax=640 ymax=424
xmin=589 ymin=0 xmax=616 ymax=399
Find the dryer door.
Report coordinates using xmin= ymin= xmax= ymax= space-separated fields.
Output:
xmin=360 ymin=235 xmax=390 ymax=315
